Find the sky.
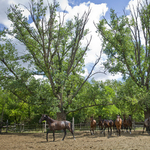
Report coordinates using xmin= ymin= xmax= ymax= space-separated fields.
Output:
xmin=0 ymin=0 xmax=139 ymax=82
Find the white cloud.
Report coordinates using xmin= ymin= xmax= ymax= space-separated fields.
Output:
xmin=0 ymin=0 xmax=124 ymax=82
xmin=63 ymin=1 xmax=108 ymax=69
xmin=94 ymin=71 xmax=122 ymax=82
xmin=33 ymin=75 xmax=46 ymax=80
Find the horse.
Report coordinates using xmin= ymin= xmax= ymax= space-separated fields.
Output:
xmin=103 ymin=119 xmax=114 ymax=137
xmin=90 ymin=116 xmax=96 ymax=135
xmin=98 ymin=116 xmax=104 ymax=130
xmin=115 ymin=115 xmax=122 ymax=136
xmin=39 ymin=114 xmax=75 ymax=141
xmin=143 ymin=117 xmax=150 ymax=135
xmin=127 ymin=115 xmax=132 ymax=134
xmin=123 ymin=114 xmax=128 ymax=133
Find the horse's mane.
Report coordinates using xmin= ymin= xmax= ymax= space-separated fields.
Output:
xmin=47 ymin=116 xmax=55 ymax=123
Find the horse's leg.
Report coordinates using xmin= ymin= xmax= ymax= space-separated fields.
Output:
xmin=121 ymin=124 xmax=123 ymax=132
xmin=126 ymin=125 xmax=128 ymax=133
xmin=53 ymin=130 xmax=55 ymax=141
xmin=124 ymin=125 xmax=126 ymax=133
xmin=71 ymin=130 xmax=75 ymax=140
xmin=68 ymin=127 xmax=75 ymax=140
xmin=148 ymin=126 xmax=150 ymax=135
xmin=103 ymin=127 xmax=106 ymax=136
xmin=101 ymin=126 xmax=104 ymax=134
xmin=46 ymin=129 xmax=50 ymax=142
xmin=124 ymin=125 xmax=126 ymax=132
xmin=126 ymin=125 xmax=128 ymax=132
xmin=90 ymin=127 xmax=92 ymax=135
xmin=93 ymin=126 xmax=96 ymax=134
xmin=110 ymin=126 xmax=112 ymax=135
xmin=129 ymin=125 xmax=131 ymax=134
xmin=108 ymin=127 xmax=111 ymax=138
xmin=62 ymin=129 xmax=66 ymax=141
xmin=143 ymin=125 xmax=145 ymax=134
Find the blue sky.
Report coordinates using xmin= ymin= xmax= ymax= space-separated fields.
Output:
xmin=69 ymin=0 xmax=130 ymax=17
xmin=0 ymin=0 xmax=137 ymax=81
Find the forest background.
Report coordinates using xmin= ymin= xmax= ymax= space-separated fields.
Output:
xmin=0 ymin=0 xmax=150 ymax=125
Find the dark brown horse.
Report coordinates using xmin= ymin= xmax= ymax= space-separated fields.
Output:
xmin=39 ymin=114 xmax=75 ymax=141
xmin=98 ymin=116 xmax=104 ymax=130
xmin=103 ymin=119 xmax=114 ymax=137
xmin=123 ymin=114 xmax=128 ymax=132
xmin=143 ymin=117 xmax=150 ymax=135
xmin=115 ymin=115 xmax=122 ymax=136
xmin=127 ymin=115 xmax=132 ymax=134
xmin=90 ymin=116 xmax=96 ymax=135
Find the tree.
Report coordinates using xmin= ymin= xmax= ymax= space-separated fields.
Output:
xmin=1 ymin=0 xmax=104 ymax=120
xmin=96 ymin=0 xmax=150 ymax=119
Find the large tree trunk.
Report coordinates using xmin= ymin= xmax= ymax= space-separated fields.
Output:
xmin=57 ymin=108 xmax=66 ymax=121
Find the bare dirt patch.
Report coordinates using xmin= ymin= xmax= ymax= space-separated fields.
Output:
xmin=1 ymin=130 xmax=150 ymax=150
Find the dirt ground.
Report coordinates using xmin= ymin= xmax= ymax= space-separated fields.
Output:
xmin=1 ymin=130 xmax=150 ymax=150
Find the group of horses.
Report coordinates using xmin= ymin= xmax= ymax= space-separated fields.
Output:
xmin=90 ymin=115 xmax=132 ymax=137
xmin=39 ymin=114 xmax=150 ymax=142
xmin=90 ymin=115 xmax=150 ymax=137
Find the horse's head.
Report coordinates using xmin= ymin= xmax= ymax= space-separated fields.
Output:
xmin=116 ymin=115 xmax=120 ymax=122
xmin=128 ymin=115 xmax=132 ymax=120
xmin=39 ymin=114 xmax=48 ymax=123
xmin=99 ymin=116 xmax=102 ymax=121
xmin=90 ymin=116 xmax=93 ymax=120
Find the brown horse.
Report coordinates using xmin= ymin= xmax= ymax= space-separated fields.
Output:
xmin=90 ymin=116 xmax=96 ymax=135
xmin=98 ymin=116 xmax=104 ymax=130
xmin=123 ymin=114 xmax=128 ymax=132
xmin=127 ymin=115 xmax=132 ymax=134
xmin=39 ymin=114 xmax=75 ymax=141
xmin=115 ymin=115 xmax=122 ymax=136
xmin=143 ymin=117 xmax=150 ymax=135
xmin=103 ymin=119 xmax=114 ymax=137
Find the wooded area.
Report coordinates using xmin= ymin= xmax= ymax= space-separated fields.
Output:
xmin=0 ymin=0 xmax=150 ymax=126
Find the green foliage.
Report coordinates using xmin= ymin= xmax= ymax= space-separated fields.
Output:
xmin=97 ymin=5 xmax=150 ymax=90
xmin=1 ymin=0 xmax=94 ymax=120
xmin=0 ymin=0 xmax=149 ymax=123
xmin=96 ymin=1 xmax=150 ymax=118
